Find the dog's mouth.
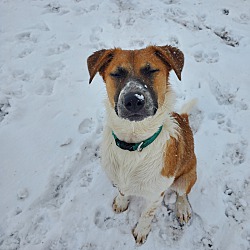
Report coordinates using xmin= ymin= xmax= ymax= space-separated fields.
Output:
xmin=126 ymin=113 xmax=145 ymax=122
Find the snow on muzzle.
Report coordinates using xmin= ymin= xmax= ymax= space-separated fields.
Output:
xmin=116 ymin=80 xmax=157 ymax=122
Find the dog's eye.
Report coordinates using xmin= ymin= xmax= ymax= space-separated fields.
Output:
xmin=141 ymin=66 xmax=159 ymax=76
xmin=110 ymin=67 xmax=128 ymax=79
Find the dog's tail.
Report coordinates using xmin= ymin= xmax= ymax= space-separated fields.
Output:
xmin=179 ymin=99 xmax=197 ymax=123
xmin=180 ymin=98 xmax=197 ymax=115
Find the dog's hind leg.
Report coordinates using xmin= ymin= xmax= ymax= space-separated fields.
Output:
xmin=175 ymin=194 xmax=192 ymax=225
xmin=171 ymin=166 xmax=197 ymax=225
xmin=112 ymin=192 xmax=130 ymax=213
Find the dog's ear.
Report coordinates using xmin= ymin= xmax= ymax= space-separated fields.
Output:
xmin=87 ymin=49 xmax=114 ymax=84
xmin=154 ymin=45 xmax=184 ymax=81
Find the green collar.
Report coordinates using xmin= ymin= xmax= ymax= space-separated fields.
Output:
xmin=112 ymin=126 xmax=163 ymax=152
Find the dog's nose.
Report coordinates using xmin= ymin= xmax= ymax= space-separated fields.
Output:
xmin=124 ymin=93 xmax=145 ymax=112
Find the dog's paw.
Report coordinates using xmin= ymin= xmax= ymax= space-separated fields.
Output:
xmin=112 ymin=195 xmax=129 ymax=213
xmin=132 ymin=223 xmax=151 ymax=245
xmin=175 ymin=195 xmax=192 ymax=226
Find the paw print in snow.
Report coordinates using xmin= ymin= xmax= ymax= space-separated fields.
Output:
xmin=209 ymin=77 xmax=235 ymax=105
xmin=126 ymin=16 xmax=135 ymax=26
xmin=47 ymin=43 xmax=70 ymax=56
xmin=201 ymin=237 xmax=213 ymax=250
xmin=0 ymin=231 xmax=21 ymax=250
xmin=129 ymin=40 xmax=145 ymax=48
xmin=25 ymin=212 xmax=50 ymax=245
xmin=0 ymin=99 xmax=10 ymax=122
xmin=43 ymin=3 xmax=69 ymax=15
xmin=90 ymin=27 xmax=103 ymax=43
xmin=18 ymin=47 xmax=33 ymax=58
xmin=233 ymin=13 xmax=250 ymax=24
xmin=194 ymin=51 xmax=219 ymax=64
xmin=94 ymin=208 xmax=116 ymax=230
xmin=222 ymin=140 xmax=247 ymax=166
xmin=224 ymin=184 xmax=248 ymax=224
xmin=79 ymin=118 xmax=94 ymax=134
xmin=165 ymin=7 xmax=187 ymax=19
xmin=79 ymin=169 xmax=93 ymax=187
xmin=16 ymin=32 xmax=37 ymax=43
xmin=209 ymin=113 xmax=238 ymax=134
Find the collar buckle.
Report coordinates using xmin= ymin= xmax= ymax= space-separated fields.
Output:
xmin=137 ymin=142 xmax=144 ymax=152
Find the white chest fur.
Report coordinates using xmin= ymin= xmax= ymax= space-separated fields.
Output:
xmin=101 ymin=125 xmax=175 ymax=200
xmin=101 ymin=92 xmax=177 ymax=201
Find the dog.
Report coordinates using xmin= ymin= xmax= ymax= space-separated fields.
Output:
xmin=87 ymin=45 xmax=197 ymax=245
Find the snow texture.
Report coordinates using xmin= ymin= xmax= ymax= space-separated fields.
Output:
xmin=0 ymin=0 xmax=250 ymax=249
xmin=134 ymin=94 xmax=145 ymax=101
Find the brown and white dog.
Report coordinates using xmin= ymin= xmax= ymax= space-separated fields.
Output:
xmin=87 ymin=45 xmax=197 ymax=245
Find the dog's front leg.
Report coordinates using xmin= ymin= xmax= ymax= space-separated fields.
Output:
xmin=132 ymin=196 xmax=163 ymax=245
xmin=112 ymin=191 xmax=130 ymax=213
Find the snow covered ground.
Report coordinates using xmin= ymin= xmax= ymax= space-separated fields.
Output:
xmin=0 ymin=0 xmax=250 ymax=249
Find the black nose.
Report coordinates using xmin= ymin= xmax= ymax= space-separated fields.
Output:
xmin=124 ymin=93 xmax=145 ymax=112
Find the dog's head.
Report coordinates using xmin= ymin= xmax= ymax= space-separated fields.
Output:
xmin=87 ymin=45 xmax=184 ymax=122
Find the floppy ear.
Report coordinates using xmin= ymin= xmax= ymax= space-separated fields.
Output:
xmin=87 ymin=49 xmax=114 ymax=84
xmin=154 ymin=45 xmax=184 ymax=81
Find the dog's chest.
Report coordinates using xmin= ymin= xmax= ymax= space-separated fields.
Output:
xmin=101 ymin=128 xmax=174 ymax=199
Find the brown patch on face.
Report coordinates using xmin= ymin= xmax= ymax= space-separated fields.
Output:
xmin=87 ymin=45 xmax=184 ymax=109
xmin=103 ymin=49 xmax=133 ymax=107
xmin=132 ymin=47 xmax=172 ymax=107
xmin=162 ymin=112 xmax=197 ymax=194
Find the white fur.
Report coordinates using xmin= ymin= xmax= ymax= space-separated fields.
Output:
xmin=101 ymin=89 xmax=178 ymax=201
xmin=100 ymin=88 xmax=182 ymax=244
xmin=180 ymin=98 xmax=197 ymax=114
xmin=132 ymin=197 xmax=163 ymax=244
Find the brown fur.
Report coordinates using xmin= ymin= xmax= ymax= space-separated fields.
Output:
xmin=162 ymin=112 xmax=197 ymax=194
xmin=87 ymin=45 xmax=184 ymax=107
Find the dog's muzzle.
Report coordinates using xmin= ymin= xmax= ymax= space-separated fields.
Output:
xmin=116 ymin=81 xmax=157 ymax=121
